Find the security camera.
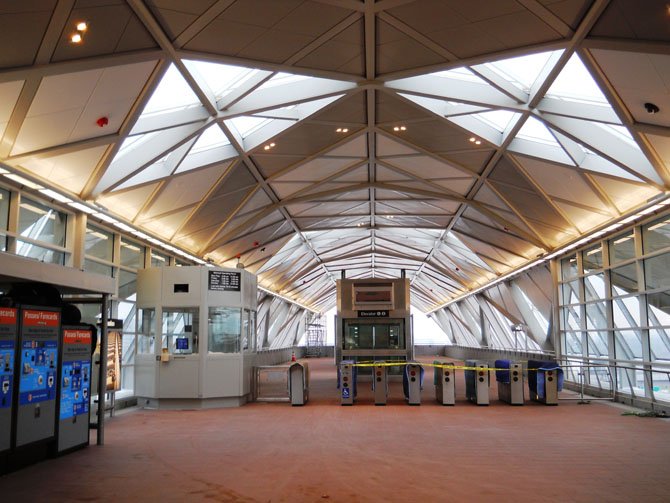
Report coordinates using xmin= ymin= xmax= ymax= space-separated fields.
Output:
xmin=644 ymin=102 xmax=660 ymax=114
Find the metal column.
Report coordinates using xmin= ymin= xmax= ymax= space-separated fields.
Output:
xmin=96 ymin=294 xmax=108 ymax=446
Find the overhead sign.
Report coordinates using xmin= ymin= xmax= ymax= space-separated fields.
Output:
xmin=357 ymin=310 xmax=389 ymax=318
xmin=208 ymin=271 xmax=241 ymax=292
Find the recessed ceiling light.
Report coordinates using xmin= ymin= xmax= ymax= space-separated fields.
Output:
xmin=342 ymin=128 xmax=349 ymax=133
xmin=263 ymin=145 xmax=270 ymax=150
xmin=400 ymin=126 xmax=406 ymax=131
xmin=469 ymin=137 xmax=476 ymax=142
xmin=475 ymin=140 xmax=481 ymax=145
xmin=70 ymin=33 xmax=82 ymax=44
xmin=76 ymin=21 xmax=88 ymax=32
xmin=336 ymin=128 xmax=342 ymax=132
xmin=270 ymin=142 xmax=275 ymax=147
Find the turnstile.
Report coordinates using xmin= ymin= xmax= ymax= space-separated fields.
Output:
xmin=495 ymin=360 xmax=524 ymax=405
xmin=56 ymin=326 xmax=93 ymax=453
xmin=372 ymin=364 xmax=388 ymax=405
xmin=404 ymin=363 xmax=422 ymax=405
xmin=340 ymin=360 xmax=356 ymax=405
xmin=0 ymin=307 xmax=18 ymax=456
xmin=434 ymin=362 xmax=456 ymax=405
xmin=528 ymin=360 xmax=562 ymax=405
xmin=15 ymin=307 xmax=61 ymax=448
xmin=288 ymin=362 xmax=309 ymax=406
xmin=465 ymin=360 xmax=489 ymax=405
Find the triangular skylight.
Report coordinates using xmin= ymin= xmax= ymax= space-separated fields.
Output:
xmin=433 ymin=67 xmax=484 ymax=83
xmin=472 ymin=110 xmax=519 ymax=132
xmin=257 ymin=72 xmax=311 ymax=90
xmin=117 ymin=131 xmax=160 ymax=155
xmin=480 ymin=50 xmax=561 ymax=92
xmin=190 ymin=125 xmax=230 ymax=153
xmin=184 ymin=59 xmax=261 ymax=100
xmin=546 ymin=54 xmax=608 ymax=105
xmin=516 ymin=116 xmax=559 ymax=145
xmin=141 ymin=64 xmax=200 ymax=116
xmin=228 ymin=116 xmax=272 ymax=138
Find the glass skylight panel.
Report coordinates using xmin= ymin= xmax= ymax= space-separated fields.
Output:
xmin=258 ymin=72 xmax=311 ymax=90
xmin=472 ymin=110 xmax=519 ymax=132
xmin=190 ymin=125 xmax=230 ymax=153
xmin=433 ymin=67 xmax=483 ymax=83
xmin=118 ymin=131 xmax=159 ymax=155
xmin=546 ymin=54 xmax=609 ymax=105
xmin=142 ymin=64 xmax=200 ymax=116
xmin=184 ymin=60 xmax=259 ymax=99
xmin=483 ymin=51 xmax=559 ymax=92
xmin=600 ymin=124 xmax=637 ymax=146
xmin=228 ymin=116 xmax=271 ymax=138
xmin=516 ymin=116 xmax=559 ymax=145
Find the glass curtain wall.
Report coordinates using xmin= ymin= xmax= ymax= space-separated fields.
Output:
xmin=558 ymin=215 xmax=670 ymax=404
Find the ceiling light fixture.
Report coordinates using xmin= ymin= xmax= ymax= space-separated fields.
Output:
xmin=76 ymin=21 xmax=88 ymax=32
xmin=393 ymin=126 xmax=407 ymax=132
xmin=644 ymin=102 xmax=660 ymax=114
xmin=70 ymin=33 xmax=82 ymax=44
xmin=469 ymin=137 xmax=476 ymax=142
xmin=475 ymin=140 xmax=481 ymax=145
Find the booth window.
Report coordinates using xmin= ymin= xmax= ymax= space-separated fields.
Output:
xmin=162 ymin=308 xmax=199 ymax=354
xmin=17 ymin=197 xmax=67 ymax=264
xmin=343 ymin=320 xmax=404 ymax=350
xmin=150 ymin=250 xmax=169 ymax=267
xmin=208 ymin=307 xmax=241 ymax=353
xmin=120 ymin=237 xmax=144 ymax=268
xmin=0 ymin=187 xmax=9 ymax=251
xmin=85 ymin=224 xmax=114 ymax=276
xmin=138 ymin=308 xmax=156 ymax=354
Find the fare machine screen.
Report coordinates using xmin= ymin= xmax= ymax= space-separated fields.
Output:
xmin=16 ymin=308 xmax=60 ymax=448
xmin=57 ymin=327 xmax=92 ymax=453
xmin=0 ymin=308 xmax=18 ymax=453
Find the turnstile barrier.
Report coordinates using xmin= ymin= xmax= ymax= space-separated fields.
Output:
xmin=372 ymin=364 xmax=388 ymax=405
xmin=495 ymin=360 xmax=524 ymax=405
xmin=528 ymin=360 xmax=563 ymax=405
xmin=339 ymin=360 xmax=356 ymax=405
xmin=403 ymin=363 xmax=423 ymax=405
xmin=434 ymin=362 xmax=456 ymax=405
xmin=465 ymin=360 xmax=489 ymax=405
xmin=288 ymin=362 xmax=309 ymax=406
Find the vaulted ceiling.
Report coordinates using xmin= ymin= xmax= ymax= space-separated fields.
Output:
xmin=1 ymin=0 xmax=669 ymax=311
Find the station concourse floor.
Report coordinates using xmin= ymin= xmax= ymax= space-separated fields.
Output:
xmin=1 ymin=357 xmax=670 ymax=502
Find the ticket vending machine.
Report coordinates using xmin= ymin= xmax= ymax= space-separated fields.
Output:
xmin=434 ymin=362 xmax=456 ymax=405
xmin=0 ymin=307 xmax=18 ymax=459
xmin=14 ymin=307 xmax=61 ymax=448
xmin=56 ymin=326 xmax=93 ymax=453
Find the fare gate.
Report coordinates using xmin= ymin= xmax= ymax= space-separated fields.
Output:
xmin=288 ymin=362 xmax=309 ymax=406
xmin=465 ymin=360 xmax=489 ymax=406
xmin=340 ymin=360 xmax=355 ymax=405
xmin=405 ymin=363 xmax=422 ymax=405
xmin=496 ymin=361 xmax=524 ymax=406
xmin=372 ymin=364 xmax=388 ymax=405
xmin=435 ymin=362 xmax=456 ymax=405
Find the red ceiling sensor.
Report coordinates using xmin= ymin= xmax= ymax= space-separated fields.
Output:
xmin=96 ymin=116 xmax=109 ymax=127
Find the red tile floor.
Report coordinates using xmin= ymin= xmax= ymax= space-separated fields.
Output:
xmin=1 ymin=357 xmax=669 ymax=502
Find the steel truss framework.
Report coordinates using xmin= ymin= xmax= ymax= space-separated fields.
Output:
xmin=1 ymin=0 xmax=669 ymax=316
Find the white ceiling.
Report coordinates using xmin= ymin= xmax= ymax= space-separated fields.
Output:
xmin=1 ymin=0 xmax=670 ymax=312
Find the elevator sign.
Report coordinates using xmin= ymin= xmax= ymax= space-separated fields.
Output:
xmin=357 ymin=310 xmax=389 ymax=318
xmin=208 ymin=271 xmax=241 ymax=292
